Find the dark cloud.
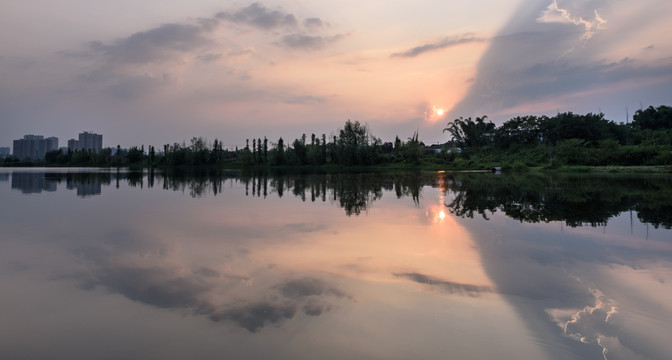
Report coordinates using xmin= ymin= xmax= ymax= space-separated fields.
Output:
xmin=391 ymin=34 xmax=486 ymax=58
xmin=87 ymin=23 xmax=215 ymax=66
xmin=277 ymin=33 xmax=345 ymax=50
xmin=393 ymin=272 xmax=492 ymax=296
xmin=90 ymin=265 xmax=211 ymax=309
xmin=302 ymin=301 xmax=332 ymax=316
xmin=216 ymin=2 xmax=297 ymax=30
xmin=210 ymin=302 xmax=297 ymax=333
xmin=276 ymin=277 xmax=349 ymax=299
xmin=69 ymin=4 xmax=342 ymax=100
xmin=210 ymin=298 xmax=336 ymax=332
xmin=82 ymin=261 xmax=349 ymax=333
xmin=76 ymin=19 xmax=221 ymax=98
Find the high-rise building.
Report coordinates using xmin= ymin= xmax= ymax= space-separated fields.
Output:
xmin=13 ymin=135 xmax=44 ymax=160
xmin=11 ymin=135 xmax=59 ymax=160
xmin=68 ymin=139 xmax=79 ymax=151
xmin=78 ymin=132 xmax=103 ymax=152
xmin=45 ymin=137 xmax=59 ymax=152
xmin=0 ymin=147 xmax=9 ymax=158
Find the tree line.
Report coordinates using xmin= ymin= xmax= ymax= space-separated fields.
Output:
xmin=443 ymin=105 xmax=672 ymax=167
xmin=4 ymin=105 xmax=671 ymax=168
xmin=4 ymin=120 xmax=424 ymax=168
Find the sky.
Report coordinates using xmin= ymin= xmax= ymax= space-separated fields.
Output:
xmin=2 ymin=0 xmax=671 ymax=149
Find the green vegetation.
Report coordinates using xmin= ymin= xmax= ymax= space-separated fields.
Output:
xmin=4 ymin=105 xmax=672 ymax=171
xmin=442 ymin=105 xmax=672 ymax=170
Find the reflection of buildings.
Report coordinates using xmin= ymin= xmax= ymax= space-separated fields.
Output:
xmin=11 ymin=173 xmax=58 ymax=194
xmin=67 ymin=177 xmax=102 ymax=197
xmin=0 ymin=173 xmax=9 ymax=182
xmin=8 ymin=172 xmax=104 ymax=197
xmin=12 ymin=135 xmax=59 ymax=160
xmin=68 ymin=132 xmax=103 ymax=152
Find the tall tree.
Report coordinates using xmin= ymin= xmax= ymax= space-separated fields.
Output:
xmin=443 ymin=116 xmax=495 ymax=151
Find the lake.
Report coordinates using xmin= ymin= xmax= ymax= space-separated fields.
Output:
xmin=1 ymin=168 xmax=671 ymax=359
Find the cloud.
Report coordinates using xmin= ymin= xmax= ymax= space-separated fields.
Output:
xmin=82 ymin=262 xmax=350 ymax=333
xmin=302 ymin=300 xmax=332 ymax=316
xmin=277 ymin=33 xmax=346 ymax=50
xmin=87 ymin=23 xmax=215 ymax=66
xmin=101 ymin=73 xmax=174 ymax=99
xmin=393 ymin=272 xmax=492 ymax=296
xmin=276 ymin=277 xmax=350 ymax=299
xmin=561 ymin=288 xmax=619 ymax=343
xmin=194 ymin=267 xmax=220 ymax=278
xmin=209 ymin=302 xmax=297 ymax=333
xmin=547 ymin=288 xmax=626 ymax=358
xmin=209 ymin=299 xmax=336 ymax=332
xmin=82 ymin=2 xmax=337 ymax=68
xmin=537 ymin=0 xmax=607 ymax=40
xmin=304 ymin=17 xmax=327 ymax=30
xmin=215 ymin=2 xmax=297 ymax=30
xmin=88 ymin=265 xmax=212 ymax=309
xmin=391 ymin=34 xmax=486 ymax=58
xmin=76 ymin=19 xmax=223 ymax=97
xmin=448 ymin=0 xmax=672 ymax=122
xmin=196 ymin=53 xmax=223 ymax=63
xmin=68 ymin=3 xmax=344 ymax=100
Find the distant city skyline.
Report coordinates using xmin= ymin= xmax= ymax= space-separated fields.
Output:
xmin=2 ymin=1 xmax=671 ymax=148
xmin=9 ymin=131 xmax=102 ymax=159
xmin=12 ymin=135 xmax=59 ymax=160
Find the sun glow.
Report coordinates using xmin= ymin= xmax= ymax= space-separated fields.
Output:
xmin=424 ymin=105 xmax=449 ymax=122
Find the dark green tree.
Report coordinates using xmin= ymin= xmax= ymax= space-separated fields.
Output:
xmin=632 ymin=105 xmax=672 ymax=131
xmin=273 ymin=137 xmax=285 ymax=165
xmin=263 ymin=137 xmax=268 ymax=164
xmin=443 ymin=116 xmax=495 ymax=152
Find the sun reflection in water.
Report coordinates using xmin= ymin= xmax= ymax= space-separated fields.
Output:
xmin=427 ymin=175 xmax=449 ymax=223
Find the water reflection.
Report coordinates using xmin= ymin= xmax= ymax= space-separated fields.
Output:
xmin=437 ymin=173 xmax=672 ymax=359
xmin=440 ymin=172 xmax=672 ymax=229
xmin=10 ymin=169 xmax=671 ymax=229
xmin=10 ymin=171 xmax=111 ymax=197
xmin=0 ymin=168 xmax=671 ymax=360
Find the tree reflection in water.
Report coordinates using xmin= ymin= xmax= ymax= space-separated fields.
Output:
xmin=10 ymin=169 xmax=672 ymax=227
xmin=439 ymin=172 xmax=672 ymax=229
xmin=155 ymin=169 xmax=672 ymax=228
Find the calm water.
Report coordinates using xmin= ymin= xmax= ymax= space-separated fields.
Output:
xmin=1 ymin=168 xmax=671 ymax=360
